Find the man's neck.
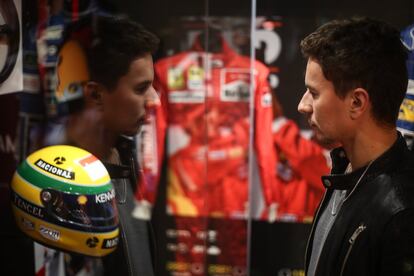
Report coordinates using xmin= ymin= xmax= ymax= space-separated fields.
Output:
xmin=66 ymin=110 xmax=118 ymax=161
xmin=342 ymin=125 xmax=397 ymax=171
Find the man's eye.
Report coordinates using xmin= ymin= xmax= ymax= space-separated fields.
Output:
xmin=309 ymin=91 xmax=318 ymax=98
xmin=135 ymin=86 xmax=148 ymax=94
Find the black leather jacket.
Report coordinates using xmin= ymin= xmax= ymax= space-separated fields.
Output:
xmin=103 ymin=136 xmax=155 ymax=276
xmin=306 ymin=134 xmax=414 ymax=276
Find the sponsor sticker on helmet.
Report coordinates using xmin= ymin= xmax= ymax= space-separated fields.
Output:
xmin=13 ymin=192 xmax=44 ymax=218
xmin=86 ymin=237 xmax=99 ymax=248
xmin=75 ymin=154 xmax=107 ymax=181
xmin=77 ymin=195 xmax=88 ymax=205
xmin=102 ymin=237 xmax=119 ymax=249
xmin=95 ymin=189 xmax=115 ymax=204
xmin=39 ymin=225 xmax=60 ymax=241
xmin=35 ymin=158 xmax=75 ymax=180
xmin=21 ymin=217 xmax=35 ymax=230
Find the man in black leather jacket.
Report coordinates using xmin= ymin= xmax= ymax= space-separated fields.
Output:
xmin=297 ymin=17 xmax=414 ymax=276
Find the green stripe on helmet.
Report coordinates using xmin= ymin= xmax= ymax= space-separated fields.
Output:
xmin=17 ymin=160 xmax=113 ymax=194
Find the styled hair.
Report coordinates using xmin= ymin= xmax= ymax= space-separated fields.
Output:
xmin=300 ymin=17 xmax=408 ymax=126
xmin=55 ymin=15 xmax=159 ymax=116
xmin=88 ymin=15 xmax=159 ymax=89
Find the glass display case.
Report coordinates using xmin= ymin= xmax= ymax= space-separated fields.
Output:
xmin=0 ymin=0 xmax=413 ymax=275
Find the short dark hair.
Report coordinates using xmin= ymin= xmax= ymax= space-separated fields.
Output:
xmin=88 ymin=15 xmax=159 ymax=89
xmin=300 ymin=17 xmax=408 ymax=126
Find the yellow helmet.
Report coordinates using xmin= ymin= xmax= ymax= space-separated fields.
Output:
xmin=397 ymin=81 xmax=414 ymax=136
xmin=11 ymin=145 xmax=119 ymax=257
xmin=55 ymin=39 xmax=90 ymax=115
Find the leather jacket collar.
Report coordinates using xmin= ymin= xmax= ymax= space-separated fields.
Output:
xmin=321 ymin=133 xmax=407 ymax=190
xmin=103 ymin=135 xmax=136 ymax=179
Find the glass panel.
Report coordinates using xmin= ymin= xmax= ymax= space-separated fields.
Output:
xmin=202 ymin=1 xmax=256 ymax=275
xmin=4 ymin=0 xmax=414 ymax=275
xmin=128 ymin=0 xmax=256 ymax=275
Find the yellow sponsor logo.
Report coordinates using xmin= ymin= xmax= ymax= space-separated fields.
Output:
xmin=166 ymin=261 xmax=190 ymax=271
xmin=168 ymin=68 xmax=185 ymax=90
xmin=208 ymin=264 xmax=232 ymax=274
xmin=188 ymin=65 xmax=204 ymax=81
xmin=77 ymin=195 xmax=88 ymax=205
xmin=187 ymin=65 xmax=204 ymax=90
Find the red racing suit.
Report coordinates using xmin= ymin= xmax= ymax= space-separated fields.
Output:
xmin=271 ymin=117 xmax=330 ymax=222
xmin=135 ymin=40 xmax=276 ymax=219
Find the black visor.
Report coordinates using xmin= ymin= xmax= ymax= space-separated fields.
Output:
xmin=41 ymin=188 xmax=118 ymax=232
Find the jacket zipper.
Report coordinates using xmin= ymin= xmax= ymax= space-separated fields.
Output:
xmin=307 ymin=161 xmax=372 ymax=275
xmin=339 ymin=224 xmax=366 ymax=276
xmin=337 ymin=162 xmax=372 ymax=275
xmin=304 ymin=190 xmax=328 ymax=274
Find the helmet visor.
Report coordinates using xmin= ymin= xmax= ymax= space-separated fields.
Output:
xmin=41 ymin=188 xmax=118 ymax=231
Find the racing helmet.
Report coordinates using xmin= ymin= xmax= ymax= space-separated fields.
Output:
xmin=55 ymin=39 xmax=90 ymax=116
xmin=397 ymin=81 xmax=414 ymax=135
xmin=397 ymin=24 xmax=414 ymax=147
xmin=397 ymin=80 xmax=414 ymax=149
xmin=11 ymin=145 xmax=119 ymax=257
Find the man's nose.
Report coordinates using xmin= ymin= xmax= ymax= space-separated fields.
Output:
xmin=145 ymin=86 xmax=159 ymax=108
xmin=298 ymin=90 xmax=312 ymax=114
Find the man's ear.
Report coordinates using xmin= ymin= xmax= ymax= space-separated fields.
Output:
xmin=83 ymin=81 xmax=102 ymax=106
xmin=349 ymin=88 xmax=369 ymax=120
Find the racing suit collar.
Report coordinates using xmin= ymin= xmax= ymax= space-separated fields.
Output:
xmin=321 ymin=132 xmax=408 ymax=190
xmin=191 ymin=34 xmax=237 ymax=61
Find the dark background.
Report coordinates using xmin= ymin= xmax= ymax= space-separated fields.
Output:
xmin=106 ymin=1 xmax=414 ymax=274
xmin=4 ymin=0 xmax=412 ymax=275
xmin=108 ymin=0 xmax=414 ymax=128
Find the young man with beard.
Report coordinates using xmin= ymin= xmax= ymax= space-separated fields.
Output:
xmin=298 ymin=17 xmax=414 ymax=276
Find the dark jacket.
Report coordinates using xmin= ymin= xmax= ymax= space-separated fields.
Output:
xmin=306 ymin=134 xmax=414 ymax=276
xmin=103 ymin=136 xmax=155 ymax=276
xmin=45 ymin=130 xmax=155 ymax=275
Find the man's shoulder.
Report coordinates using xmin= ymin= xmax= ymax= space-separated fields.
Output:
xmin=387 ymin=152 xmax=414 ymax=208
xmin=393 ymin=149 xmax=414 ymax=179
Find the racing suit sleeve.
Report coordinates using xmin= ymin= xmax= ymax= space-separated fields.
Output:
xmin=253 ymin=63 xmax=279 ymax=213
xmin=272 ymin=117 xmax=329 ymax=192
